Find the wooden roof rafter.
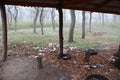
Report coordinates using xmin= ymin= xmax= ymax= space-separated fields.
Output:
xmin=0 ymin=0 xmax=119 ymax=14
xmin=62 ymin=0 xmax=95 ymax=6
xmin=94 ymin=0 xmax=112 ymax=11
xmin=6 ymin=1 xmax=57 ymax=8
xmin=87 ymin=3 xmax=120 ymax=9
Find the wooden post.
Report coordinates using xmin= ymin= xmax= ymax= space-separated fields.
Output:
xmin=58 ymin=2 xmax=63 ymax=54
xmin=0 ymin=4 xmax=8 ymax=62
xmin=36 ymin=56 xmax=42 ymax=69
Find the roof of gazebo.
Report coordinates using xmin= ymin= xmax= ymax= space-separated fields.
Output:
xmin=2 ymin=0 xmax=120 ymax=14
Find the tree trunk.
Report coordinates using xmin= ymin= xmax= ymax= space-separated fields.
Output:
xmin=33 ymin=8 xmax=39 ymax=33
xmin=68 ymin=10 xmax=76 ymax=42
xmin=39 ymin=8 xmax=44 ymax=35
xmin=82 ymin=11 xmax=85 ymax=39
xmin=89 ymin=12 xmax=92 ymax=32
xmin=113 ymin=14 xmax=116 ymax=23
xmin=7 ymin=6 xmax=12 ymax=27
xmin=0 ymin=5 xmax=8 ymax=62
xmin=13 ymin=6 xmax=18 ymax=31
xmin=51 ymin=8 xmax=56 ymax=30
xmin=102 ymin=13 xmax=104 ymax=28
xmin=63 ymin=10 xmax=66 ymax=21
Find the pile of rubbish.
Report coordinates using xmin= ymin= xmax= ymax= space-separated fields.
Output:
xmin=31 ymin=43 xmax=120 ymax=80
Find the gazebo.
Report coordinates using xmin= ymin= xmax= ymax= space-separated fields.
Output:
xmin=0 ymin=0 xmax=120 ymax=61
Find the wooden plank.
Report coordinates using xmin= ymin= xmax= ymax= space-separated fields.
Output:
xmin=0 ymin=5 xmax=8 ymax=62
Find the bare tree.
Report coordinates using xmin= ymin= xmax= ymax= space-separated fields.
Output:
xmin=68 ymin=10 xmax=76 ymax=42
xmin=82 ymin=11 xmax=85 ymax=39
xmin=98 ymin=13 xmax=102 ymax=24
xmin=104 ymin=14 xmax=108 ymax=23
xmin=6 ymin=6 xmax=13 ymax=27
xmin=89 ymin=12 xmax=92 ymax=32
xmin=13 ymin=6 xmax=18 ymax=31
xmin=113 ymin=14 xmax=117 ymax=23
xmin=63 ymin=9 xmax=66 ymax=21
xmin=51 ymin=8 xmax=56 ymax=30
xmin=39 ymin=8 xmax=48 ymax=35
xmin=39 ymin=8 xmax=44 ymax=35
xmin=102 ymin=13 xmax=104 ymax=27
xmin=33 ymin=7 xmax=39 ymax=33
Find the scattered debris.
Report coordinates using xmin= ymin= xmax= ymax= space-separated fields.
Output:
xmin=59 ymin=76 xmax=65 ymax=80
xmin=33 ymin=46 xmax=40 ymax=50
xmin=2 ymin=43 xmax=120 ymax=80
xmin=84 ymin=64 xmax=104 ymax=69
xmin=37 ymin=43 xmax=79 ymax=56
xmin=38 ymin=53 xmax=44 ymax=56
xmin=85 ymin=48 xmax=99 ymax=55
xmin=77 ymin=48 xmax=81 ymax=53
xmin=84 ymin=48 xmax=99 ymax=64
xmin=34 ymin=56 xmax=39 ymax=59
xmin=48 ymin=43 xmax=53 ymax=47
xmin=96 ymin=63 xmax=104 ymax=67
xmin=43 ymin=49 xmax=118 ymax=80
xmin=73 ymin=61 xmax=77 ymax=65
xmin=57 ymin=54 xmax=71 ymax=60
xmin=85 ymin=74 xmax=109 ymax=80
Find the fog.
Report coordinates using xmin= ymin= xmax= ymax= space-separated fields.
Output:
xmin=0 ymin=5 xmax=119 ymax=23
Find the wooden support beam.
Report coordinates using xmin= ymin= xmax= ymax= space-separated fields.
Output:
xmin=0 ymin=5 xmax=8 ymax=62
xmin=57 ymin=2 xmax=63 ymax=54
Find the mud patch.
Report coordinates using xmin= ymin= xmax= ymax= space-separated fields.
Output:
xmin=0 ymin=56 xmax=72 ymax=80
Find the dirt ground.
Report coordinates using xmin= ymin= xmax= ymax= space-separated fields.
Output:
xmin=0 ymin=44 xmax=120 ymax=80
xmin=0 ymin=56 xmax=72 ymax=80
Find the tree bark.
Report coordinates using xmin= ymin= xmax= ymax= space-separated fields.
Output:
xmin=0 ymin=5 xmax=8 ymax=62
xmin=82 ymin=11 xmax=85 ymax=39
xmin=33 ymin=8 xmax=39 ymax=33
xmin=89 ymin=12 xmax=92 ymax=32
xmin=68 ymin=10 xmax=76 ymax=42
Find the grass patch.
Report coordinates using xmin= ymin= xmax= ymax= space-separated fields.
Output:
xmin=0 ymin=21 xmax=119 ymax=57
